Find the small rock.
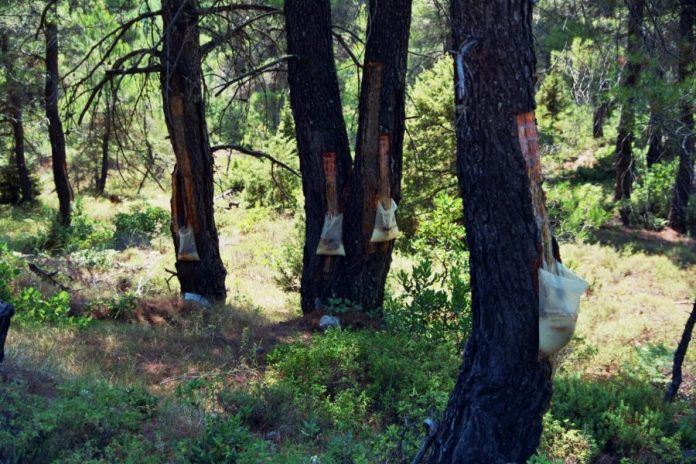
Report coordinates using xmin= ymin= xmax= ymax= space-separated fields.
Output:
xmin=318 ymin=315 xmax=340 ymax=330
xmin=264 ymin=431 xmax=280 ymax=442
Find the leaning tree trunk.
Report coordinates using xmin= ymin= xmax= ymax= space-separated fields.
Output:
xmin=428 ymin=1 xmax=553 ymax=462
xmin=44 ymin=16 xmax=72 ymax=225
xmin=1 ymin=34 xmax=33 ymax=204
xmin=613 ymin=0 xmax=645 ymax=225
xmin=668 ymin=0 xmax=695 ymax=234
xmin=285 ymin=0 xmax=353 ymax=314
xmin=341 ymin=0 xmax=413 ymax=312
xmin=160 ymin=0 xmax=227 ymax=301
xmin=96 ymin=90 xmax=113 ymax=195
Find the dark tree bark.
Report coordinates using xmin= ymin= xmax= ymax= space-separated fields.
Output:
xmin=664 ymin=300 xmax=696 ymax=403
xmin=285 ymin=0 xmax=413 ymax=313
xmin=428 ymin=1 xmax=553 ymax=462
xmin=96 ymin=92 xmax=112 ymax=195
xmin=44 ymin=12 xmax=72 ymax=225
xmin=592 ymin=81 xmax=610 ymax=139
xmin=613 ymin=0 xmax=645 ymax=225
xmin=1 ymin=34 xmax=33 ymax=204
xmin=340 ymin=0 xmax=413 ymax=311
xmin=668 ymin=0 xmax=695 ymax=234
xmin=284 ymin=0 xmax=353 ymax=314
xmin=160 ymin=0 xmax=227 ymax=301
xmin=645 ymin=109 xmax=665 ymax=168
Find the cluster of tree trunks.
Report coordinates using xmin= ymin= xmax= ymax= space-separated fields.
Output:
xmin=285 ymin=0 xmax=412 ymax=314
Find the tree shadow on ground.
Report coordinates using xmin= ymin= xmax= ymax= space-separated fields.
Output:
xmin=588 ymin=224 xmax=696 ymax=268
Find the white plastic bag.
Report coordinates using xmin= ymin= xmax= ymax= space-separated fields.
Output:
xmin=370 ymin=199 xmax=399 ymax=242
xmin=177 ymin=225 xmax=200 ymax=261
xmin=538 ymin=261 xmax=588 ymax=356
xmin=316 ymin=213 xmax=346 ymax=256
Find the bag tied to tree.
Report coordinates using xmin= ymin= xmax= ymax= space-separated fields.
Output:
xmin=177 ymin=225 xmax=200 ymax=261
xmin=370 ymin=134 xmax=399 ymax=243
xmin=0 ymin=300 xmax=15 ymax=363
xmin=371 ymin=198 xmax=399 ymax=242
xmin=538 ymin=261 xmax=588 ymax=356
xmin=316 ymin=152 xmax=346 ymax=256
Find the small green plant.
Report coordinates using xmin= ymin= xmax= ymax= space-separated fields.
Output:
xmin=13 ymin=287 xmax=91 ymax=327
xmin=546 ymin=182 xmax=613 ymax=241
xmin=629 ymin=160 xmax=679 ymax=230
xmin=113 ymin=204 xmax=170 ymax=247
xmin=385 ymin=258 xmax=471 ymax=346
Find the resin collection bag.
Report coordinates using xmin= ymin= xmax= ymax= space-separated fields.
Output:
xmin=538 ymin=261 xmax=588 ymax=356
xmin=316 ymin=153 xmax=346 ymax=256
xmin=370 ymin=198 xmax=399 ymax=242
xmin=177 ymin=225 xmax=200 ymax=261
xmin=317 ymin=213 xmax=346 ymax=256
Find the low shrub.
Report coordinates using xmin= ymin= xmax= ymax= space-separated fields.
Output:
xmin=113 ymin=204 xmax=170 ymax=247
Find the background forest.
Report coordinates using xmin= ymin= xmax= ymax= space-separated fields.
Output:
xmin=0 ymin=0 xmax=695 ymax=462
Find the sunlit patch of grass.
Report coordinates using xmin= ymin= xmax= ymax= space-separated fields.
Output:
xmin=561 ymin=242 xmax=696 ymax=375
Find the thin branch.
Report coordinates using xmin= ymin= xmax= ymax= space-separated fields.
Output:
xmin=78 ymin=64 xmax=160 ymax=125
xmin=200 ymin=11 xmax=281 ymax=56
xmin=332 ymin=31 xmax=363 ymax=69
xmin=213 ymin=55 xmax=294 ymax=97
xmin=211 ymin=144 xmax=300 ymax=177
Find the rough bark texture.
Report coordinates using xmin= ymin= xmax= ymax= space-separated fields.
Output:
xmin=285 ymin=0 xmax=412 ymax=313
xmin=645 ymin=110 xmax=665 ymax=168
xmin=96 ymin=94 xmax=112 ymax=195
xmin=1 ymin=34 xmax=33 ymax=204
xmin=664 ymin=300 xmax=696 ymax=402
xmin=592 ymin=101 xmax=609 ymax=139
xmin=613 ymin=0 xmax=645 ymax=225
xmin=284 ymin=0 xmax=353 ymax=314
xmin=44 ymin=16 xmax=72 ymax=225
xmin=668 ymin=0 xmax=695 ymax=233
xmin=160 ymin=0 xmax=227 ymax=301
xmin=341 ymin=0 xmax=413 ymax=312
xmin=428 ymin=1 xmax=552 ymax=462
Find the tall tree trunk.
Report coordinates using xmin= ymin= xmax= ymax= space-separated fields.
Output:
xmin=44 ymin=11 xmax=72 ymax=226
xmin=1 ymin=34 xmax=33 ymax=204
xmin=668 ymin=0 xmax=695 ymax=233
xmin=613 ymin=0 xmax=645 ymax=225
xmin=341 ymin=0 xmax=413 ymax=311
xmin=646 ymin=109 xmax=665 ymax=167
xmin=160 ymin=0 xmax=227 ymax=301
xmin=592 ymin=81 xmax=610 ymax=139
xmin=285 ymin=0 xmax=353 ymax=314
xmin=428 ymin=1 xmax=553 ymax=462
xmin=96 ymin=92 xmax=112 ymax=195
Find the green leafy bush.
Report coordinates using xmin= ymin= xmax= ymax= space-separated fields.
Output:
xmin=267 ymin=330 xmax=459 ymax=428
xmin=113 ymin=204 xmax=170 ymax=247
xmin=629 ymin=160 xmax=679 ymax=230
xmin=0 ymin=380 xmax=157 ymax=463
xmin=550 ymin=374 xmax=696 ymax=460
xmin=385 ymin=258 xmax=471 ymax=346
xmin=0 ymin=244 xmax=89 ymax=327
xmin=546 ymin=181 xmax=613 ymax=241
xmin=39 ymin=198 xmax=114 ymax=253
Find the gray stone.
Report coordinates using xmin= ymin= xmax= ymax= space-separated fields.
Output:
xmin=318 ymin=315 xmax=340 ymax=330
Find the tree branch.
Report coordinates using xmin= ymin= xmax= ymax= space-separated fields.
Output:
xmin=213 ymin=55 xmax=293 ymax=97
xmin=211 ymin=144 xmax=300 ymax=177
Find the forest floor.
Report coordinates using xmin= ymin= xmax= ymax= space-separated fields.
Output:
xmin=1 ymin=186 xmax=695 ymax=463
